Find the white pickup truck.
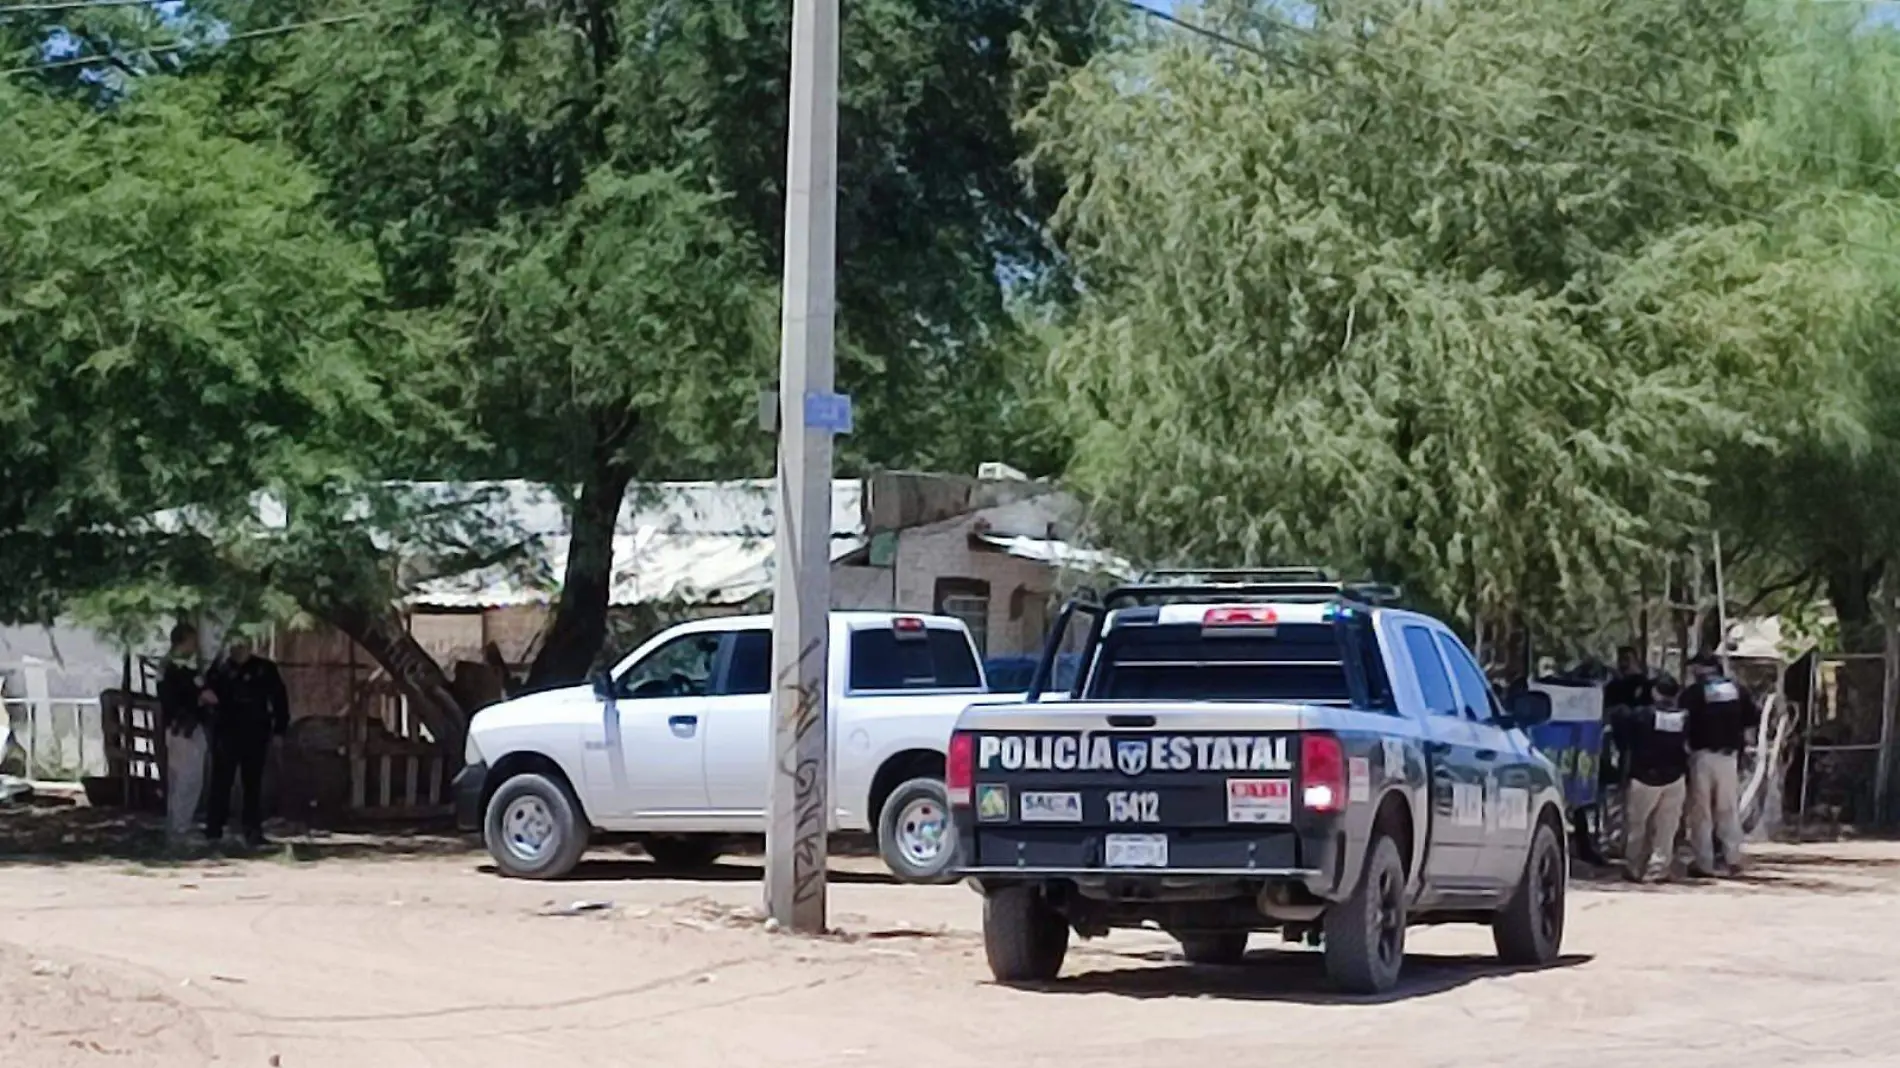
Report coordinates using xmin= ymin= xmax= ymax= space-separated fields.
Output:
xmin=454 ymin=611 xmax=1005 ymax=882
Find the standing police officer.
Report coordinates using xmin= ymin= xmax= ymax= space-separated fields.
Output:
xmin=1682 ymin=652 xmax=1756 ymax=876
xmin=1613 ymin=677 xmax=1690 ymax=882
xmin=205 ymin=635 xmax=290 ymax=848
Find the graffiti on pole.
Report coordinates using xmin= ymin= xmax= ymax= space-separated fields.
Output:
xmin=776 ymin=637 xmax=828 ymax=905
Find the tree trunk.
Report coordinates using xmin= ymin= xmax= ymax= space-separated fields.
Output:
xmin=525 ymin=455 xmax=632 ymax=690
xmin=1827 ymin=557 xmax=1886 ymax=655
xmin=323 ymin=600 xmax=469 ymax=760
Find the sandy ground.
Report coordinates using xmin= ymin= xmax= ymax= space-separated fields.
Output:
xmin=5 ymin=811 xmax=1900 ymax=1067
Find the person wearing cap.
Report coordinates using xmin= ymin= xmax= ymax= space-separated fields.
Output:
xmin=1613 ymin=677 xmax=1689 ymax=882
xmin=204 ymin=634 xmax=290 ymax=848
xmin=1682 ymin=652 xmax=1756 ymax=876
xmin=157 ymin=622 xmax=216 ymax=847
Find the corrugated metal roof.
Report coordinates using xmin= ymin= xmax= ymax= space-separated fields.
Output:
xmin=412 ymin=530 xmax=865 ymax=609
xmin=975 ymin=533 xmax=1136 ymax=579
xmin=407 ymin=479 xmax=867 ymax=609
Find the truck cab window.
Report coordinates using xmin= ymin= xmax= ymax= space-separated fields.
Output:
xmin=617 ymin=633 xmax=723 ymax=699
xmin=848 ymin=628 xmax=983 ymax=691
xmin=1401 ymin=625 xmax=1459 ymax=716
xmin=1436 ymin=632 xmax=1503 ymax=723
xmin=1089 ymin=622 xmax=1353 ymax=703
xmin=722 ymin=631 xmax=772 ymax=696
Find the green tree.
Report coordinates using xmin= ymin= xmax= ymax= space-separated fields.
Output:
xmin=196 ymin=0 xmax=1106 ymax=685
xmin=1029 ymin=0 xmax=1872 ymax=655
xmin=0 ymin=78 xmax=487 ymax=744
xmin=1695 ymin=6 xmax=1900 ymax=651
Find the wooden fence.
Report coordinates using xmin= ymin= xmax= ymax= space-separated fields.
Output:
xmin=346 ymin=678 xmax=449 ymax=819
xmin=98 ymin=689 xmax=165 ymax=811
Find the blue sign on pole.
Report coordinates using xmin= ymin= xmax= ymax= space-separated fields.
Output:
xmin=803 ymin=391 xmax=854 ymax=435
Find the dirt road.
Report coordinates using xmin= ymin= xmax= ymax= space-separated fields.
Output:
xmin=4 ymin=832 xmax=1899 ymax=1067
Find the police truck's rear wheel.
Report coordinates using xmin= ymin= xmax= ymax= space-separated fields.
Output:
xmin=1178 ymin=932 xmax=1250 ymax=966
xmin=1494 ymin=822 xmax=1566 ymax=966
xmin=983 ymin=884 xmax=1070 ymax=984
xmin=1323 ymin=834 xmax=1407 ymax=995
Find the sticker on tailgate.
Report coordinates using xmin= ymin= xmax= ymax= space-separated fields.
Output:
xmin=1019 ymin=791 xmax=1083 ymax=823
xmin=1226 ymin=779 xmax=1292 ymax=824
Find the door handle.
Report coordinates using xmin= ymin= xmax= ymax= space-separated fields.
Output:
xmin=1425 ymin=741 xmax=1452 ymax=755
xmin=667 ymin=715 xmax=699 ymax=738
xmin=1476 ymin=749 xmax=1498 ymax=761
xmin=1107 ymin=714 xmax=1156 ymax=728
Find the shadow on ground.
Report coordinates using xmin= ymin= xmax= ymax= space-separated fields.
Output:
xmin=0 ymin=799 xmax=475 ymax=868
xmin=0 ymin=800 xmax=898 ymax=888
xmin=486 ymin=857 xmax=899 ymax=886
xmin=1034 ymin=949 xmax=1593 ymax=1005
xmin=1568 ymin=847 xmax=1896 ymax=896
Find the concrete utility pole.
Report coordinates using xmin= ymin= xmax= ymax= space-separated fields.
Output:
xmin=764 ymin=0 xmax=842 ymax=935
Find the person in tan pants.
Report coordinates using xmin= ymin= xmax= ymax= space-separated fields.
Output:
xmin=157 ymin=623 xmax=214 ymax=848
xmin=1615 ymin=677 xmax=1689 ymax=882
xmin=1683 ymin=653 xmax=1756 ymax=876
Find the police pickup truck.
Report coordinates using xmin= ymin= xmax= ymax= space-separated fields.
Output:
xmin=945 ymin=574 xmax=1566 ymax=994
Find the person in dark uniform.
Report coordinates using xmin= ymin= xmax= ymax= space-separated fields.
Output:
xmin=204 ymin=635 xmax=289 ymax=848
xmin=1603 ymin=645 xmax=1654 ymax=713
xmin=1612 ymin=677 xmax=1689 ymax=882
xmin=157 ymin=623 xmax=214 ymax=846
xmin=1682 ymin=652 xmax=1757 ymax=876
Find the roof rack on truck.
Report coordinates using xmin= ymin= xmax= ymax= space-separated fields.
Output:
xmin=1100 ymin=567 xmax=1403 ymax=611
xmin=1026 ymin=567 xmax=1404 ymax=702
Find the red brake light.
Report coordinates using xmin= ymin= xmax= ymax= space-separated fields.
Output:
xmin=894 ymin=616 xmax=927 ymax=635
xmin=1301 ymin=734 xmax=1345 ymax=813
xmin=1203 ymin=605 xmax=1278 ymax=627
xmin=946 ymin=732 xmax=974 ymax=805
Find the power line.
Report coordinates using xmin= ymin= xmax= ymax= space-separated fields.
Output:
xmin=0 ymin=0 xmax=174 ymax=13
xmin=1121 ymin=1 xmax=1900 ymax=263
xmin=1 ymin=12 xmax=371 ymax=77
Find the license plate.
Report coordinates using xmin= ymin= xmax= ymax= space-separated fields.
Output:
xmin=1104 ymin=833 xmax=1169 ymax=868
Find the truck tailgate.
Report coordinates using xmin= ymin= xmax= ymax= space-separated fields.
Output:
xmin=954 ymin=706 xmax=1322 ymax=873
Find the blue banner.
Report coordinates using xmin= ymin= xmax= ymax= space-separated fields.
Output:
xmin=1528 ymin=721 xmax=1607 ymax=809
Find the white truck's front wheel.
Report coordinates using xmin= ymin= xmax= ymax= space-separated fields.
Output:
xmin=877 ymin=777 xmax=959 ymax=883
xmin=484 ymin=773 xmax=589 ymax=880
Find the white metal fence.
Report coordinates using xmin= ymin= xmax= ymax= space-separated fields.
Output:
xmin=2 ymin=696 xmax=107 ymax=782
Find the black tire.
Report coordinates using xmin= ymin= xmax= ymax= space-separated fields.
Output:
xmin=1494 ymin=821 xmax=1566 ymax=966
xmin=483 ymin=773 xmax=589 ymax=880
xmin=1178 ymin=932 xmax=1250 ymax=966
xmin=1322 ymin=834 xmax=1408 ymax=995
xmin=643 ymin=835 xmax=723 ymax=870
xmin=877 ymin=776 xmax=959 ymax=884
xmin=982 ymin=884 xmax=1070 ymax=983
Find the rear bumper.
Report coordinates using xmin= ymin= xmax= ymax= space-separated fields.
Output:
xmin=956 ymin=820 xmax=1342 ymax=897
xmin=453 ymin=761 xmax=486 ymax=832
xmin=962 ymin=866 xmax=1321 ymax=879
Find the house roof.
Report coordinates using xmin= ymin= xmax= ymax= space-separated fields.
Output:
xmin=150 ymin=476 xmax=1124 ymax=610
xmin=409 ymin=480 xmax=867 ymax=609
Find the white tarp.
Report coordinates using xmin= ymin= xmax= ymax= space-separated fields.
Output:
xmin=406 ymin=479 xmax=866 ymax=608
xmin=974 ymin=534 xmax=1136 ymax=579
xmin=1530 ymin=680 xmax=1604 ymax=724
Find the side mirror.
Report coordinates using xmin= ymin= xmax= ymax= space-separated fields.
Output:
xmin=1503 ymin=690 xmax=1553 ymax=729
xmin=591 ymin=670 xmax=614 ymax=702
